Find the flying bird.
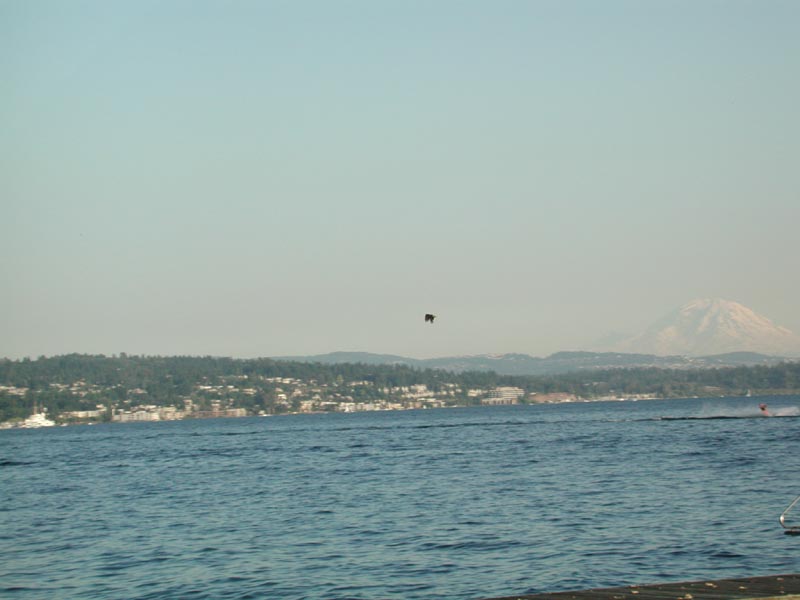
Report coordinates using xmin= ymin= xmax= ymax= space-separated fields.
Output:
xmin=425 ymin=314 xmax=436 ymax=323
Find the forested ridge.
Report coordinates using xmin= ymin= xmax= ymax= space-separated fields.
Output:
xmin=1 ymin=354 xmax=799 ymax=423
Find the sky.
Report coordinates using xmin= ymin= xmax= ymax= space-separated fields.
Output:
xmin=2 ymin=0 xmax=799 ymax=360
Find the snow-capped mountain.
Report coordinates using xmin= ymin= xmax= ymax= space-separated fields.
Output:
xmin=614 ymin=298 xmax=800 ymax=357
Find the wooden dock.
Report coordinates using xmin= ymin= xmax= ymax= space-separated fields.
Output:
xmin=487 ymin=574 xmax=800 ymax=600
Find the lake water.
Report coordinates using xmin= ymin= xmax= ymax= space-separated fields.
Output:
xmin=2 ymin=396 xmax=800 ymax=599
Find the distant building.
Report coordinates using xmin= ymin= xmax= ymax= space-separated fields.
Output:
xmin=62 ymin=410 xmax=105 ymax=419
xmin=158 ymin=406 xmax=184 ymax=420
xmin=529 ymin=392 xmax=577 ymax=404
xmin=112 ymin=409 xmax=160 ymax=422
xmin=481 ymin=386 xmax=524 ymax=405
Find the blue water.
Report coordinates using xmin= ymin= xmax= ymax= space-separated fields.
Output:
xmin=2 ymin=396 xmax=800 ymax=599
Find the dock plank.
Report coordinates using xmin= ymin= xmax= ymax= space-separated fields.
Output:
xmin=487 ymin=574 xmax=800 ymax=600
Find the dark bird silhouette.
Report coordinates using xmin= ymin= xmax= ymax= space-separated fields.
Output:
xmin=425 ymin=314 xmax=436 ymax=323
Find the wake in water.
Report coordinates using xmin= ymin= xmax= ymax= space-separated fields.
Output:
xmin=659 ymin=403 xmax=800 ymax=421
xmin=765 ymin=406 xmax=800 ymax=417
xmin=701 ymin=403 xmax=800 ymax=418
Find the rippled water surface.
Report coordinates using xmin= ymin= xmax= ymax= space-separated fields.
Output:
xmin=3 ymin=396 xmax=800 ymax=599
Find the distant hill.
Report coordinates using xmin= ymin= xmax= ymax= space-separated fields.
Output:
xmin=274 ymin=349 xmax=792 ymax=376
xmin=613 ymin=298 xmax=800 ymax=357
xmin=274 ymin=351 xmax=414 ymax=366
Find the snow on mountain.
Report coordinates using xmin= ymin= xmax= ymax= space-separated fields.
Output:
xmin=614 ymin=298 xmax=800 ymax=357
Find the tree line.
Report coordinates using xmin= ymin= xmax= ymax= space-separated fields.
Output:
xmin=1 ymin=354 xmax=799 ymax=422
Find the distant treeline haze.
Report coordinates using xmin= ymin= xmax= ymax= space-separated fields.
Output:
xmin=1 ymin=354 xmax=799 ymax=422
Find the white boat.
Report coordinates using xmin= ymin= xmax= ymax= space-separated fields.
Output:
xmin=781 ymin=494 xmax=800 ymax=535
xmin=20 ymin=405 xmax=56 ymax=428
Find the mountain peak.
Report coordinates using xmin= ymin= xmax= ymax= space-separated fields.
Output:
xmin=614 ymin=298 xmax=800 ymax=357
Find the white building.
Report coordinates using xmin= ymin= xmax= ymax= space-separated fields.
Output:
xmin=482 ymin=386 xmax=525 ymax=405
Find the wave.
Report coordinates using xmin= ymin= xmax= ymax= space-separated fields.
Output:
xmin=0 ymin=458 xmax=35 ymax=467
xmin=656 ymin=415 xmax=798 ymax=421
xmin=651 ymin=404 xmax=800 ymax=421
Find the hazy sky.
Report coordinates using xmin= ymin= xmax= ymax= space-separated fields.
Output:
xmin=3 ymin=1 xmax=799 ymax=360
